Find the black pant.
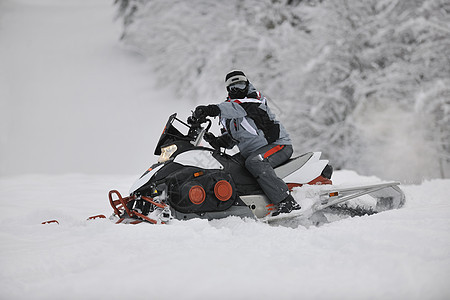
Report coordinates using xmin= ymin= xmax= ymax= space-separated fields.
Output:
xmin=245 ymin=144 xmax=293 ymax=204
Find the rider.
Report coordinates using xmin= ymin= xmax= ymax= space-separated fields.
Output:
xmin=193 ymin=70 xmax=300 ymax=216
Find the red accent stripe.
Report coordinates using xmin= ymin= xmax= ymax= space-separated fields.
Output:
xmin=263 ymin=145 xmax=285 ymax=159
xmin=286 ymin=177 xmax=333 ymax=192
xmin=307 ymin=176 xmax=333 ymax=186
xmin=287 ymin=183 xmax=303 ymax=191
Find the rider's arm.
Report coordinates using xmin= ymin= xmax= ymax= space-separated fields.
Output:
xmin=217 ymin=102 xmax=247 ymax=119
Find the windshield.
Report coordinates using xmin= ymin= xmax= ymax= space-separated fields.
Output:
xmin=154 ymin=113 xmax=193 ymax=155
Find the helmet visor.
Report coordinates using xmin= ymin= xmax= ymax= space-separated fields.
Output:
xmin=228 ymin=81 xmax=247 ymax=93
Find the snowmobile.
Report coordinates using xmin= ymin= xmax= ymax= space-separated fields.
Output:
xmin=107 ymin=113 xmax=405 ymax=225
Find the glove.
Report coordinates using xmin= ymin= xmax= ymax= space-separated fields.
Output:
xmin=203 ymin=132 xmax=235 ymax=150
xmin=202 ymin=132 xmax=219 ymax=149
xmin=203 ymin=132 xmax=216 ymax=143
xmin=193 ymin=105 xmax=220 ymax=119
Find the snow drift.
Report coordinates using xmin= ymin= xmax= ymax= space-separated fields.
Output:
xmin=0 ymin=173 xmax=449 ymax=299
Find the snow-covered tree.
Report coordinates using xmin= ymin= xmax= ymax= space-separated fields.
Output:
xmin=114 ymin=0 xmax=450 ymax=181
xmin=114 ymin=0 xmax=314 ymax=100
xmin=286 ymin=0 xmax=450 ymax=179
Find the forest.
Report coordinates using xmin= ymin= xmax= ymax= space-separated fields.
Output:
xmin=114 ymin=0 xmax=449 ymax=182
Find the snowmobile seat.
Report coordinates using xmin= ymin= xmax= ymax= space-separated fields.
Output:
xmin=225 ymin=151 xmax=315 ymax=180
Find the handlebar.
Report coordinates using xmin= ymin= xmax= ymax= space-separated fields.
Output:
xmin=186 ymin=115 xmax=204 ymax=126
xmin=187 ymin=115 xmax=212 ymax=143
xmin=187 ymin=115 xmax=212 ymax=132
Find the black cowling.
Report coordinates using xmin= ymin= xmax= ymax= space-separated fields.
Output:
xmin=165 ymin=167 xmax=236 ymax=214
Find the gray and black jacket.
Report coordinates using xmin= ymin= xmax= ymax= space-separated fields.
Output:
xmin=216 ymin=84 xmax=291 ymax=158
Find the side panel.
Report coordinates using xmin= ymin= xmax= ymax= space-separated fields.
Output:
xmin=239 ymin=194 xmax=271 ymax=218
xmin=129 ymin=164 xmax=164 ymax=194
xmin=274 ymin=152 xmax=314 ymax=179
xmin=173 ymin=149 xmax=224 ymax=170
xmin=282 ymin=152 xmax=329 ymax=183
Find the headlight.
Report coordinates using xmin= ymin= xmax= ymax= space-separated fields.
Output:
xmin=158 ymin=144 xmax=177 ymax=162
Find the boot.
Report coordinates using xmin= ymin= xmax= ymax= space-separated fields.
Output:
xmin=272 ymin=194 xmax=301 ymax=216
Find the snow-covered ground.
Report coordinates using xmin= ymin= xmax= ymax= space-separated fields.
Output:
xmin=1 ymin=1 xmax=449 ymax=299
xmin=1 ymin=172 xmax=449 ymax=300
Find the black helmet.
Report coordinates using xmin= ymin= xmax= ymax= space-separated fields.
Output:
xmin=225 ymin=70 xmax=249 ymax=99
